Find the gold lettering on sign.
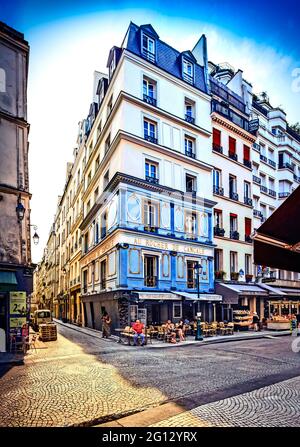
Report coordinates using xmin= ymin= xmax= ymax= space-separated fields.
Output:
xmin=145 ymin=239 xmax=168 ymax=250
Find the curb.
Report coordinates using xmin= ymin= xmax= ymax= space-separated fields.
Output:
xmin=54 ymin=319 xmax=291 ymax=349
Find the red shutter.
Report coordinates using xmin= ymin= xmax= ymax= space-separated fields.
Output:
xmin=230 ymin=213 xmax=237 ymax=218
xmin=243 ymin=145 xmax=250 ymax=161
xmin=229 ymin=137 xmax=236 ymax=155
xmin=245 ymin=218 xmax=251 ymax=236
xmin=213 ymin=128 xmax=221 ymax=146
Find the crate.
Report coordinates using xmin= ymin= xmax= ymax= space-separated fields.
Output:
xmin=39 ymin=323 xmax=57 ymax=341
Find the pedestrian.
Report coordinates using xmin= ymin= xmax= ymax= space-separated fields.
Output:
xmin=101 ymin=312 xmax=111 ymax=338
xmin=252 ymin=312 xmax=259 ymax=331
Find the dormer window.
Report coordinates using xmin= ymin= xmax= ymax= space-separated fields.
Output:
xmin=183 ymin=59 xmax=194 ymax=84
xmin=109 ymin=54 xmax=115 ymax=79
xmin=142 ymin=33 xmax=155 ymax=63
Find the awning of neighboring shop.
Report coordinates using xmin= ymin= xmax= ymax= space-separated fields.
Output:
xmin=253 ymin=185 xmax=300 ymax=273
xmin=277 ymin=288 xmax=300 ymax=296
xmin=215 ymin=283 xmax=268 ymax=304
xmin=138 ymin=292 xmax=181 ymax=301
xmin=258 ymin=283 xmax=287 ymax=296
xmin=0 ymin=271 xmax=17 ymax=284
xmin=172 ymin=292 xmax=222 ymax=302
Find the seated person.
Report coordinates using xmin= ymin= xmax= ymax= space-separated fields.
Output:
xmin=175 ymin=320 xmax=185 ymax=341
xmin=131 ymin=319 xmax=145 ymax=346
xmin=165 ymin=320 xmax=176 ymax=343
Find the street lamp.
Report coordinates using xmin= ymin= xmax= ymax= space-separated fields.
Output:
xmin=31 ymin=225 xmax=40 ymax=245
xmin=194 ymin=262 xmax=203 ymax=341
xmin=16 ymin=195 xmax=25 ymax=221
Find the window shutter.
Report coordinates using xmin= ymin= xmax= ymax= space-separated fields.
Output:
xmin=229 ymin=137 xmax=236 ymax=154
xmin=243 ymin=145 xmax=250 ymax=161
xmin=213 ymin=128 xmax=221 ymax=146
xmin=245 ymin=218 xmax=251 ymax=236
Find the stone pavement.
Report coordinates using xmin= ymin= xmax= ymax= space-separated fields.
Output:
xmin=150 ymin=376 xmax=300 ymax=427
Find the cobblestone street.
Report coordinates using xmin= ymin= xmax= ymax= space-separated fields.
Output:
xmin=1 ymin=324 xmax=300 ymax=427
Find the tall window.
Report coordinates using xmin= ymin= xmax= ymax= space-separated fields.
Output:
xmin=245 ymin=218 xmax=252 ymax=241
xmin=229 ymin=136 xmax=236 ymax=157
xmin=182 ymin=59 xmax=193 ymax=84
xmin=100 ymin=260 xmax=106 ymax=289
xmin=230 ymin=251 xmax=238 ymax=273
xmin=186 ymin=174 xmax=197 ymax=192
xmin=144 ymin=119 xmax=157 ymax=143
xmin=214 ymin=209 xmax=223 ymax=228
xmin=82 ymin=270 xmax=88 ymax=293
xmin=187 ymin=260 xmax=197 ymax=288
xmin=144 ymin=256 xmax=157 ymax=286
xmin=185 ymin=136 xmax=195 ymax=158
xmin=103 ymin=170 xmax=109 ymax=189
xmin=145 ymin=160 xmax=158 ymax=182
xmin=213 ymin=128 xmax=222 ymax=150
xmin=105 ymin=134 xmax=111 ymax=153
xmin=245 ymin=254 xmax=252 ymax=275
xmin=230 ymin=213 xmax=238 ymax=238
xmin=213 ymin=169 xmax=221 ymax=187
xmin=107 ymin=95 xmax=113 ymax=117
xmin=215 ymin=249 xmax=223 ymax=272
xmin=244 ymin=181 xmax=251 ymax=199
xmin=143 ymin=77 xmax=156 ymax=105
xmin=243 ymin=144 xmax=250 ymax=161
xmin=229 ymin=175 xmax=237 ymax=199
xmin=185 ymin=99 xmax=195 ymax=123
xmin=142 ymin=34 xmax=155 ymax=62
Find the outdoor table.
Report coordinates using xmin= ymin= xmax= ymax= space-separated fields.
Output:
xmin=114 ymin=328 xmax=127 ymax=344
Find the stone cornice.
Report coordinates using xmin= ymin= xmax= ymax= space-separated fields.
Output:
xmin=211 ymin=112 xmax=256 ymax=143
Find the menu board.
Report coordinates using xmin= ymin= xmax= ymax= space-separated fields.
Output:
xmin=10 ymin=292 xmax=27 ymax=316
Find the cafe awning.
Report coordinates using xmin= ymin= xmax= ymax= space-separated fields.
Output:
xmin=215 ymin=283 xmax=268 ymax=304
xmin=258 ymin=283 xmax=287 ymax=296
xmin=172 ymin=292 xmax=222 ymax=302
xmin=253 ymin=185 xmax=300 ymax=272
xmin=138 ymin=292 xmax=181 ymax=301
xmin=0 ymin=271 xmax=17 ymax=284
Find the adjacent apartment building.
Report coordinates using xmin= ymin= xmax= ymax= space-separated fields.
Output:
xmin=35 ymin=22 xmax=300 ymax=331
xmin=0 ymin=22 xmax=34 ymax=350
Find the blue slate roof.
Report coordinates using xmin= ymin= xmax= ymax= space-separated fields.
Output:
xmin=125 ymin=22 xmax=208 ymax=94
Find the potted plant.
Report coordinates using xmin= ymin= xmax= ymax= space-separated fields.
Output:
xmin=215 ymin=270 xmax=226 ymax=280
xmin=245 ymin=274 xmax=253 ymax=283
xmin=230 ymin=272 xmax=239 ymax=281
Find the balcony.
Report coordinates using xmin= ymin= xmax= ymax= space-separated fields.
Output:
xmin=185 ymin=149 xmax=196 ymax=159
xmin=230 ymin=230 xmax=240 ymax=240
xmin=228 ymin=152 xmax=238 ymax=162
xmin=253 ymin=175 xmax=261 ymax=184
xmin=260 ymin=154 xmax=268 ymax=163
xmin=243 ymin=159 xmax=252 ymax=168
xmin=186 ymin=234 xmax=198 ymax=240
xmin=253 ymin=209 xmax=263 ymax=218
xmin=245 ymin=235 xmax=252 ymax=243
xmin=278 ymin=191 xmax=290 ymax=198
xmin=244 ymin=196 xmax=253 ymax=206
xmin=142 ymin=48 xmax=155 ymax=63
xmin=185 ymin=114 xmax=195 ymax=124
xmin=143 ymin=94 xmax=157 ymax=106
xmin=213 ymin=185 xmax=224 ymax=196
xmin=253 ymin=143 xmax=261 ymax=152
xmin=268 ymin=189 xmax=276 ymax=198
xmin=144 ymin=225 xmax=158 ymax=233
xmin=210 ymin=81 xmax=246 ymax=113
xmin=144 ymin=134 xmax=158 ymax=144
xmin=183 ymin=72 xmax=193 ymax=84
xmin=268 ymin=159 xmax=276 ymax=168
xmin=293 ymin=174 xmax=300 ymax=183
xmin=211 ymin=100 xmax=249 ymax=131
xmin=229 ymin=191 xmax=239 ymax=201
xmin=214 ymin=226 xmax=225 ymax=237
xmin=260 ymin=185 xmax=268 ymax=194
xmin=212 ymin=143 xmax=223 ymax=154
xmin=145 ymin=276 xmax=157 ymax=287
xmin=145 ymin=175 xmax=159 ymax=184
xmin=279 ymin=162 xmax=294 ymax=172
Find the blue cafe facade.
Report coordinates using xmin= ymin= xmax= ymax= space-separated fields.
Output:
xmin=80 ymin=173 xmax=221 ymax=331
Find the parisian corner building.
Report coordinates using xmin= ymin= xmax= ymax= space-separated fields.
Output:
xmin=33 ymin=23 xmax=300 ymax=333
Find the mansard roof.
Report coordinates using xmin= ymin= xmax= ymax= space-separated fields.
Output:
xmin=125 ymin=22 xmax=208 ymax=94
xmin=140 ymin=24 xmax=159 ymax=39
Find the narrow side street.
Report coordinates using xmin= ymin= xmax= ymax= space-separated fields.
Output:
xmin=1 ymin=324 xmax=300 ymax=427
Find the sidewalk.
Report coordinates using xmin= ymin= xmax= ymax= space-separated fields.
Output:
xmin=54 ymin=318 xmax=291 ymax=349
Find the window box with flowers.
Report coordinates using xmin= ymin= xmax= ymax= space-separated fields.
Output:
xmin=245 ymin=274 xmax=253 ymax=283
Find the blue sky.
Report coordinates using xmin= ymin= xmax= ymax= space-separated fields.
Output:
xmin=1 ymin=1 xmax=299 ymax=262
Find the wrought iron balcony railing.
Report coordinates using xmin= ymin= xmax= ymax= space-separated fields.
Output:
xmin=229 ymin=191 xmax=239 ymax=201
xmin=228 ymin=152 xmax=238 ymax=161
xmin=185 ymin=149 xmax=196 ymax=159
xmin=144 ymin=134 xmax=158 ymax=144
xmin=144 ymin=276 xmax=157 ymax=287
xmin=185 ymin=114 xmax=195 ymax=124
xmin=243 ymin=159 xmax=252 ymax=168
xmin=214 ymin=226 xmax=225 ymax=237
xmin=253 ymin=175 xmax=261 ymax=184
xmin=142 ymin=48 xmax=155 ymax=63
xmin=143 ymin=94 xmax=157 ymax=106
xmin=213 ymin=185 xmax=224 ymax=196
xmin=145 ymin=175 xmax=159 ymax=184
xmin=212 ymin=143 xmax=223 ymax=154
xmin=244 ymin=197 xmax=253 ymax=206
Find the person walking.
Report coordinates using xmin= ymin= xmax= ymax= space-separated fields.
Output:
xmin=101 ymin=312 xmax=111 ymax=338
xmin=252 ymin=312 xmax=259 ymax=331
